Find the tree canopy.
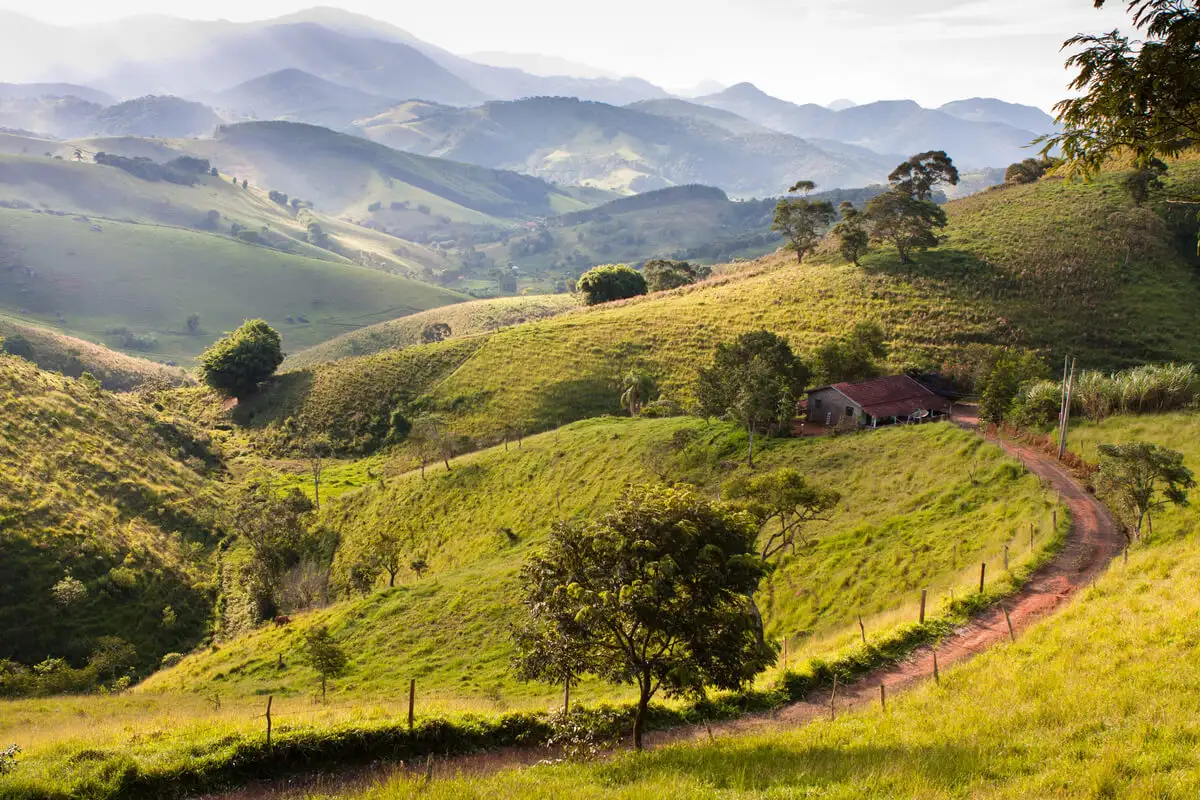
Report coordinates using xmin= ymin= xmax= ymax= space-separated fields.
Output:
xmin=695 ymin=330 xmax=809 ymax=467
xmin=299 ymin=626 xmax=349 ymax=700
xmin=198 ymin=319 xmax=284 ymax=399
xmin=1042 ymin=0 xmax=1200 ymax=175
xmin=576 ymin=264 xmax=648 ymax=305
xmin=813 ymin=321 xmax=889 ymax=385
xmin=642 ymin=259 xmax=711 ymax=292
xmin=831 ymin=202 xmax=870 ymax=265
xmin=888 ymin=151 xmax=960 ymax=201
xmin=1096 ymin=441 xmax=1195 ymax=539
xmin=724 ymin=468 xmax=841 ymax=562
xmin=864 ymin=191 xmax=948 ymax=265
xmin=771 ymin=181 xmax=837 ymax=263
xmin=512 ymin=484 xmax=773 ymax=749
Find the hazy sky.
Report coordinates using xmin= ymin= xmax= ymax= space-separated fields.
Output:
xmin=0 ymin=0 xmax=1133 ymax=109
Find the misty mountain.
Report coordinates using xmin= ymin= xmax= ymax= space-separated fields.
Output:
xmin=698 ymin=83 xmax=1047 ymax=168
xmin=937 ymin=98 xmax=1058 ymax=134
xmin=463 ymin=52 xmax=620 ymax=80
xmin=356 ymin=96 xmax=891 ymax=196
xmin=213 ymin=69 xmax=396 ymax=130
xmin=0 ymin=82 xmax=114 ymax=105
xmin=0 ymin=94 xmax=219 ymax=139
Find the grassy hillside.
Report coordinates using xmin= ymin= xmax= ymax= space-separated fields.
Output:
xmin=141 ymin=418 xmax=1057 ymax=708
xmin=0 ymin=151 xmax=454 ymax=277
xmin=284 ymin=294 xmax=579 ymax=369
xmin=350 ymin=413 xmax=1200 ymax=800
xmin=0 ymin=356 xmax=224 ymax=675
xmin=241 ymin=160 xmax=1200 ymax=456
xmin=0 ymin=204 xmax=465 ymax=362
xmin=0 ymin=316 xmax=189 ymax=390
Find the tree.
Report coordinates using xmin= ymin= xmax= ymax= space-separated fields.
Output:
xmin=888 ymin=151 xmax=960 ymax=200
xmin=308 ymin=437 xmax=330 ymax=511
xmin=813 ymin=321 xmax=888 ymax=384
xmin=725 ymin=468 xmax=841 ymax=562
xmin=576 ymin=264 xmax=648 ymax=305
xmin=1040 ymin=0 xmax=1200 ymax=176
xmin=409 ymin=556 xmax=429 ymax=578
xmin=771 ymin=180 xmax=836 ymax=263
xmin=512 ymin=484 xmax=773 ymax=750
xmin=642 ymin=259 xmax=711 ymax=292
xmin=619 ymin=370 xmax=656 ymax=416
xmin=242 ymin=179 xmax=248 ymax=189
xmin=864 ymin=190 xmax=948 ymax=265
xmin=979 ymin=350 xmax=1048 ymax=425
xmin=88 ymin=636 xmax=136 ymax=681
xmin=421 ymin=322 xmax=452 ymax=343
xmin=695 ymin=331 xmax=810 ymax=468
xmin=1005 ymin=157 xmax=1057 ymax=185
xmin=412 ymin=415 xmax=451 ymax=473
xmin=234 ymin=475 xmax=316 ymax=620
xmin=1096 ymin=442 xmax=1195 ymax=539
xmin=299 ymin=626 xmax=349 ymax=700
xmin=198 ymin=319 xmax=284 ymax=400
xmin=831 ymin=202 xmax=870 ymax=265
xmin=1124 ymin=157 xmax=1168 ymax=205
xmin=372 ymin=528 xmax=409 ymax=587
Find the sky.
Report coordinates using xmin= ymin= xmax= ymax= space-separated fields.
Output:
xmin=0 ymin=0 xmax=1134 ymax=109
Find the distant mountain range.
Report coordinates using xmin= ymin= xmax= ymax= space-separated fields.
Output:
xmin=0 ymin=7 xmax=1060 ymax=198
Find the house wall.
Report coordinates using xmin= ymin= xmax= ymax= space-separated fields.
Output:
xmin=807 ymin=388 xmax=862 ymax=426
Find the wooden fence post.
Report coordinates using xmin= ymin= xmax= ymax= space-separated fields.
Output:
xmin=979 ymin=562 xmax=987 ymax=594
xmin=265 ymin=695 xmax=273 ymax=752
xmin=408 ymin=679 xmax=415 ymax=732
xmin=933 ymin=651 xmax=940 ymax=684
xmin=880 ymin=683 xmax=886 ymax=711
xmin=858 ymin=614 xmax=866 ymax=644
xmin=1003 ymin=605 xmax=1015 ymax=642
xmin=1004 ymin=544 xmax=1009 ymax=572
xmin=919 ymin=589 xmax=927 ymax=624
xmin=830 ymin=674 xmax=838 ymax=721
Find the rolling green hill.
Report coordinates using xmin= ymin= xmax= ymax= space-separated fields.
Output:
xmin=346 ymin=412 xmax=1200 ymax=800
xmin=0 ymin=202 xmax=466 ymax=362
xmin=283 ymin=294 xmax=579 ymax=369
xmin=0 ymin=356 xmax=224 ymax=677
xmin=240 ymin=160 xmax=1200 ymax=457
xmin=0 ymin=316 xmax=189 ymax=390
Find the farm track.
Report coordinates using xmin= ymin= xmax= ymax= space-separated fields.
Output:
xmin=196 ymin=420 xmax=1124 ymax=799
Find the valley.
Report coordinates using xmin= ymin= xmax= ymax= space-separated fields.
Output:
xmin=2 ymin=2 xmax=1200 ymax=798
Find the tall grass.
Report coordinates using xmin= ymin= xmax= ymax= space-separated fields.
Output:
xmin=1017 ymin=362 xmax=1198 ymax=424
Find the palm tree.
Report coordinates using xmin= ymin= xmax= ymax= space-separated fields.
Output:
xmin=619 ymin=371 xmax=655 ymax=417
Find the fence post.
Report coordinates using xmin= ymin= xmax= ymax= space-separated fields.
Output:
xmin=979 ymin=562 xmax=987 ymax=594
xmin=830 ymin=674 xmax=838 ymax=721
xmin=933 ymin=651 xmax=940 ymax=684
xmin=880 ymin=683 xmax=886 ymax=711
xmin=265 ymin=695 xmax=273 ymax=752
xmin=919 ymin=589 xmax=927 ymax=624
xmin=858 ymin=614 xmax=866 ymax=644
xmin=408 ymin=679 xmax=415 ymax=732
xmin=1003 ymin=605 xmax=1015 ymax=642
xmin=1004 ymin=544 xmax=1009 ymax=572
xmin=563 ymin=677 xmax=570 ymax=716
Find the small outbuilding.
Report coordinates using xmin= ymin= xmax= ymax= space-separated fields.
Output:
xmin=806 ymin=375 xmax=952 ymax=429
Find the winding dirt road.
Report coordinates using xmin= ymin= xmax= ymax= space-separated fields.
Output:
xmin=197 ymin=423 xmax=1124 ymax=798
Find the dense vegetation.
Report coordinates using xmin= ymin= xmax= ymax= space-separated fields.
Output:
xmin=0 ymin=356 xmax=224 ymax=688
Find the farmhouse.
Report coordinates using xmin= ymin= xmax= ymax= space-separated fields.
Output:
xmin=807 ymin=375 xmax=952 ymax=429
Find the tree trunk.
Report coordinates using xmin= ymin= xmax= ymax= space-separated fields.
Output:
xmin=321 ymin=674 xmax=327 ymax=701
xmin=633 ymin=681 xmax=651 ymax=751
xmin=795 ymin=249 xmax=804 ymax=264
xmin=388 ymin=570 xmax=396 ymax=588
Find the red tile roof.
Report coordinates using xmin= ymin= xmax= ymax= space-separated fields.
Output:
xmin=831 ymin=375 xmax=951 ymax=420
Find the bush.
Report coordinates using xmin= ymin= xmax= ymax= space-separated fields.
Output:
xmin=159 ymin=652 xmax=185 ymax=669
xmin=576 ymin=264 xmax=648 ymax=305
xmin=268 ymin=190 xmax=289 ymax=206
xmin=51 ymin=575 xmax=87 ymax=607
xmin=198 ymin=319 xmax=284 ymax=399
xmin=639 ymin=398 xmax=685 ymax=418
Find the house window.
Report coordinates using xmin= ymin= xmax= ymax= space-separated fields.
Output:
xmin=814 ymin=398 xmax=823 ymax=409
xmin=845 ymin=406 xmax=854 ymax=417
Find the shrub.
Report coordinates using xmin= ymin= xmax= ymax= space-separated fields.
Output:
xmin=576 ymin=264 xmax=647 ymax=305
xmin=51 ymin=575 xmax=87 ymax=607
xmin=639 ymin=398 xmax=685 ymax=418
xmin=199 ymin=319 xmax=284 ymax=399
xmin=159 ymin=652 xmax=185 ymax=668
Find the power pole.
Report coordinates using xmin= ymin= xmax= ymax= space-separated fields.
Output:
xmin=1058 ymin=357 xmax=1076 ymax=461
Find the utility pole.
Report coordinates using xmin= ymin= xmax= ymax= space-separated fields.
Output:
xmin=1058 ymin=357 xmax=1077 ymax=461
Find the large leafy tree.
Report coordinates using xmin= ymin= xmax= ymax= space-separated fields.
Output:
xmin=724 ymin=469 xmax=841 ymax=562
xmin=813 ymin=321 xmax=889 ymax=385
xmin=888 ymin=151 xmax=960 ymax=201
xmin=695 ymin=330 xmax=809 ymax=467
xmin=864 ymin=191 xmax=948 ymax=265
xmin=831 ymin=202 xmax=870 ymax=265
xmin=299 ymin=626 xmax=349 ymax=700
xmin=576 ymin=264 xmax=648 ymax=305
xmin=771 ymin=180 xmax=837 ymax=263
xmin=1042 ymin=1 xmax=1200 ymax=176
xmin=512 ymin=484 xmax=773 ymax=750
xmin=1096 ymin=441 xmax=1195 ymax=539
xmin=199 ymin=319 xmax=284 ymax=399
xmin=643 ymin=259 xmax=711 ymax=292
